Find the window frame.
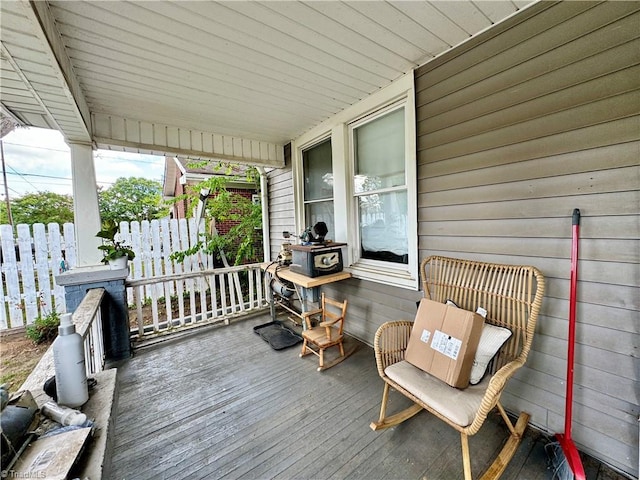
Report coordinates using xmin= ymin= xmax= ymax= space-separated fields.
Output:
xmin=294 ymin=132 xmax=333 ymax=236
xmin=301 ymin=137 xmax=335 ymax=239
xmin=349 ymin=101 xmax=410 ymax=265
xmin=293 ymin=73 xmax=418 ymax=290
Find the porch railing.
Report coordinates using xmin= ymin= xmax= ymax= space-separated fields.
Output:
xmin=126 ymin=263 xmax=269 ymax=340
xmin=19 ymin=286 xmax=107 ymax=395
xmin=20 ymin=265 xmax=268 ymax=399
xmin=74 ymin=288 xmax=106 ymax=376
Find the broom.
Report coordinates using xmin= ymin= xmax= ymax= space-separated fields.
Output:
xmin=546 ymin=208 xmax=586 ymax=479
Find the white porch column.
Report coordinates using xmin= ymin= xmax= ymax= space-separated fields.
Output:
xmin=256 ymin=166 xmax=271 ymax=262
xmin=68 ymin=141 xmax=102 ymax=266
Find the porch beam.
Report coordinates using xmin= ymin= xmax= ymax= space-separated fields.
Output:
xmin=18 ymin=0 xmax=92 ymax=142
xmin=92 ymin=113 xmax=285 ymax=168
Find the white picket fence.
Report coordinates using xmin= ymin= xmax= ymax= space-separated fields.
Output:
xmin=120 ymin=217 xmax=213 ymax=302
xmin=0 ymin=218 xmax=239 ymax=331
xmin=0 ymin=222 xmax=74 ymax=330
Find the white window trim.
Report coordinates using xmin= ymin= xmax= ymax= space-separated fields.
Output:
xmin=293 ymin=132 xmax=333 ymax=234
xmin=292 ymin=72 xmax=418 ymax=290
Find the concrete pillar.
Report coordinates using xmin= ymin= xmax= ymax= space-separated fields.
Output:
xmin=68 ymin=141 xmax=102 ymax=266
xmin=56 ymin=266 xmax=131 ymax=362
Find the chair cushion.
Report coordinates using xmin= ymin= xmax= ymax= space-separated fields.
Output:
xmin=469 ymin=324 xmax=512 ymax=385
xmin=385 ymin=360 xmax=490 ymax=427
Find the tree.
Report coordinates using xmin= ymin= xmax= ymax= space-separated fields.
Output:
xmin=0 ymin=191 xmax=74 ymax=225
xmin=98 ymin=177 xmax=168 ymax=224
xmin=171 ymin=163 xmax=263 ymax=266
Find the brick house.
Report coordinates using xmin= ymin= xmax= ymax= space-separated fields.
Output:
xmin=162 ymin=156 xmax=263 ymax=263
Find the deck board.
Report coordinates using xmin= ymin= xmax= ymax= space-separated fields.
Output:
xmin=110 ymin=313 xmax=623 ymax=480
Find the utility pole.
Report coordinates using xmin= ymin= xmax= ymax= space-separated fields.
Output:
xmin=0 ymin=140 xmax=13 ymax=225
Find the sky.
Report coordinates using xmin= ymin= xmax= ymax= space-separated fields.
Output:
xmin=0 ymin=126 xmax=165 ymax=199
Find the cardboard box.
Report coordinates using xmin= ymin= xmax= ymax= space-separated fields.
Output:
xmin=405 ymin=299 xmax=484 ymax=388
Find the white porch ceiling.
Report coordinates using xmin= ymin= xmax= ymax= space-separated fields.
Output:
xmin=1 ymin=0 xmax=538 ymax=161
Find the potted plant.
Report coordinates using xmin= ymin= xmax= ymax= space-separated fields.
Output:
xmin=96 ymin=220 xmax=135 ymax=269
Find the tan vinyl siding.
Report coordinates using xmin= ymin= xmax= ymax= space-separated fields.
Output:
xmin=267 ymin=143 xmax=296 ymax=261
xmin=415 ymin=1 xmax=639 ymax=477
xmin=322 ymin=278 xmax=421 ymax=344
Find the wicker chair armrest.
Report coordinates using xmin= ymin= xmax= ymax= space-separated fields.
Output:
xmin=465 ymin=359 xmax=525 ymax=435
xmin=372 ymin=320 xmax=413 ymax=378
xmin=485 ymin=359 xmax=526 ymax=402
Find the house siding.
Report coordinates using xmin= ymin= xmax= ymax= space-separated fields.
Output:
xmin=267 ymin=143 xmax=296 ymax=261
xmin=273 ymin=2 xmax=638 ymax=474
xmin=413 ymin=1 xmax=639 ymax=476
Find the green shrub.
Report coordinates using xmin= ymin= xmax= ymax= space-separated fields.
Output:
xmin=26 ymin=311 xmax=60 ymax=344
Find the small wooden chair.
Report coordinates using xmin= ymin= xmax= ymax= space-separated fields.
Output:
xmin=299 ymin=293 xmax=348 ymax=371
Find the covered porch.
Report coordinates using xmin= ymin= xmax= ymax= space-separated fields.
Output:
xmin=109 ymin=313 xmax=613 ymax=480
xmin=2 ymin=1 xmax=638 ymax=478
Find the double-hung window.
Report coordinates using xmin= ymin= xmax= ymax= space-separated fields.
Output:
xmin=294 ymin=73 xmax=417 ymax=289
xmin=351 ymin=105 xmax=408 ymax=265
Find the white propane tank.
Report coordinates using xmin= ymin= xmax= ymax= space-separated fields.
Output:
xmin=52 ymin=313 xmax=88 ymax=408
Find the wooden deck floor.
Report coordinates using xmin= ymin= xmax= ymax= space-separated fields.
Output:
xmin=110 ymin=312 xmax=622 ymax=480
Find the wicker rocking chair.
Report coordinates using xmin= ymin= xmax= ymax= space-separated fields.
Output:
xmin=370 ymin=256 xmax=545 ymax=480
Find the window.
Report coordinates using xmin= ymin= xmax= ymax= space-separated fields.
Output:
xmin=302 ymin=138 xmax=334 ymax=239
xmin=352 ymin=106 xmax=408 ymax=265
xmin=293 ymin=73 xmax=417 ymax=289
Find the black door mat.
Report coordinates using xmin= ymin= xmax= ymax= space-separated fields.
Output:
xmin=253 ymin=321 xmax=303 ymax=350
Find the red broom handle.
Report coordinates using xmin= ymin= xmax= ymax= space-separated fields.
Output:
xmin=565 ymin=208 xmax=580 ymax=438
xmin=555 ymin=208 xmax=585 ymax=480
